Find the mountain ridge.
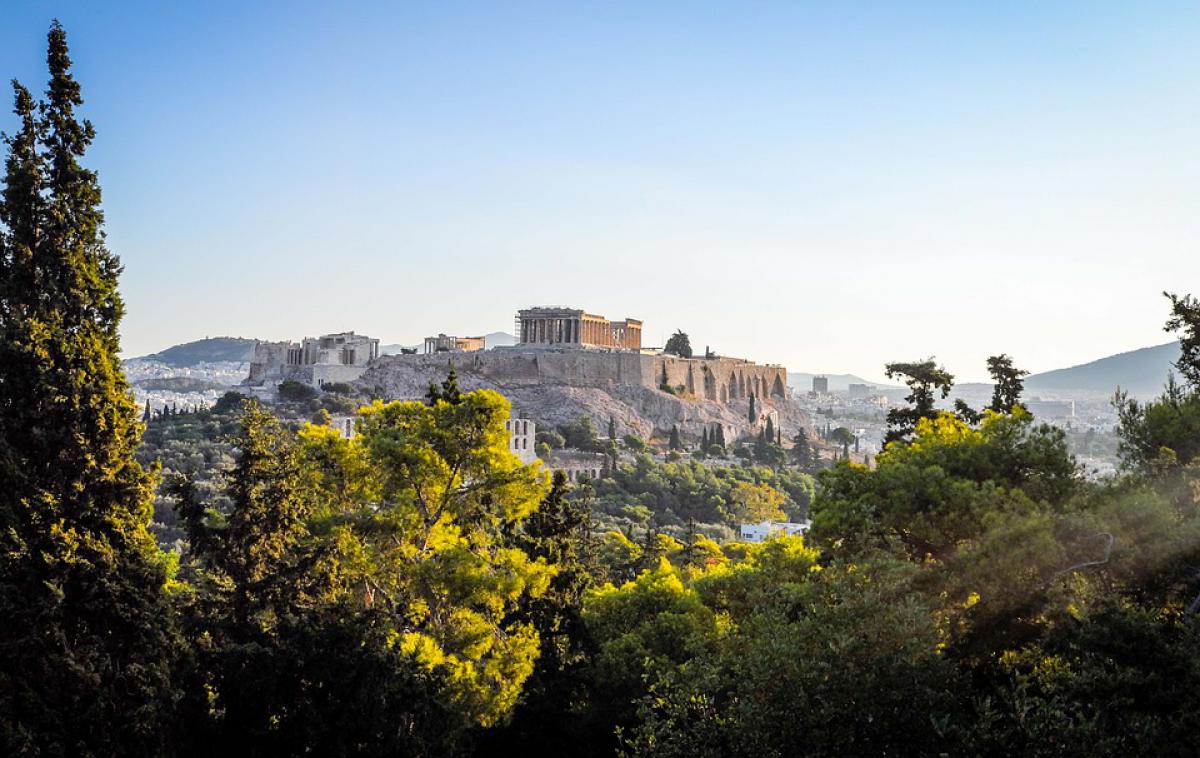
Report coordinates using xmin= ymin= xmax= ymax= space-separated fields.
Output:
xmin=1024 ymin=341 xmax=1179 ymax=397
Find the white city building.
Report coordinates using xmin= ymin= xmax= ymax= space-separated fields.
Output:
xmin=739 ymin=520 xmax=812 ymax=543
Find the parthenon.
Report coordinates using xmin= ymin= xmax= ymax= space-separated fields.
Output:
xmin=516 ymin=307 xmax=642 ymax=350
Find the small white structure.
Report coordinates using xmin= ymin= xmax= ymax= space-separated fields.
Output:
xmin=506 ymin=417 xmax=537 ymax=464
xmin=739 ymin=520 xmax=811 ymax=543
xmin=330 ymin=414 xmax=357 ymax=439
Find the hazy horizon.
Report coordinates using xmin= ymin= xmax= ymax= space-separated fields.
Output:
xmin=4 ymin=2 xmax=1197 ymax=382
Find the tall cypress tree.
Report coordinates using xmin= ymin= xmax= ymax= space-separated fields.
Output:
xmin=0 ymin=23 xmax=175 ymax=754
xmin=748 ymin=392 xmax=757 ymax=424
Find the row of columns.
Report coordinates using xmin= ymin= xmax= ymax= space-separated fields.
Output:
xmin=517 ymin=316 xmax=643 ymax=349
xmin=521 ymin=316 xmax=625 ymax=347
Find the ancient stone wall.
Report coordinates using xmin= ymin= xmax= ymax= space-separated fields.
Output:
xmin=247 ymin=341 xmax=293 ymax=382
xmin=366 ymin=348 xmax=787 ymax=407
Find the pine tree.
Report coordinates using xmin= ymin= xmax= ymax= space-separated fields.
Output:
xmin=884 ymin=358 xmax=955 ymax=444
xmin=986 ymin=354 xmax=1028 ymax=413
xmin=0 ymin=22 xmax=175 ymax=753
xmin=426 ymin=364 xmax=462 ymax=405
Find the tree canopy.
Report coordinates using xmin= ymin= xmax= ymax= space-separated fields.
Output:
xmin=0 ymin=23 xmax=176 ymax=754
xmin=664 ymin=330 xmax=692 ymax=358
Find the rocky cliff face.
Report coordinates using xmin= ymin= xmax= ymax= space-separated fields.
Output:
xmin=354 ymin=355 xmax=808 ymax=444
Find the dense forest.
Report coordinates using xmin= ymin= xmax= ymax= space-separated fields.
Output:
xmin=5 ymin=23 xmax=1200 ymax=758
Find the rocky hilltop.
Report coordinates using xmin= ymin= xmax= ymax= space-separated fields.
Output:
xmin=354 ymin=349 xmax=806 ymax=444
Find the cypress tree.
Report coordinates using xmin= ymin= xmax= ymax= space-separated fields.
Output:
xmin=0 ymin=22 xmax=175 ymax=753
xmin=669 ymin=425 xmax=682 ymax=451
xmin=608 ymin=416 xmax=616 ymax=440
xmin=701 ymin=426 xmax=709 ymax=451
xmin=791 ymin=429 xmax=812 ymax=469
xmin=748 ymin=392 xmax=757 ymax=423
xmin=142 ymin=398 xmax=151 ymax=423
xmin=765 ymin=416 xmax=776 ymax=445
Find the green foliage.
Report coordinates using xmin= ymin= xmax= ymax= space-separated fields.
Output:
xmin=320 ymin=381 xmax=353 ymax=394
xmin=1115 ymin=375 xmax=1200 ymax=474
xmin=828 ymin=425 xmax=855 ymax=459
xmin=988 ymin=353 xmax=1029 ymax=413
xmin=557 ymin=415 xmax=602 ymax=451
xmin=1165 ymin=290 xmax=1200 ymax=388
xmin=664 ymin=330 xmax=693 ymax=358
xmin=277 ymin=379 xmax=317 ymax=402
xmin=622 ymin=557 xmax=962 ymax=758
xmin=137 ymin=400 xmax=241 ymax=545
xmin=589 ymin=453 xmax=813 ymax=531
xmin=583 ymin=561 xmax=722 ymax=746
xmin=537 ymin=427 xmax=567 ymax=449
xmin=884 ymin=357 xmax=955 ymax=444
xmin=425 ymin=365 xmax=462 ymax=405
xmin=484 ymin=471 xmax=596 ymax=752
xmin=791 ymin=428 xmax=813 ymax=469
xmin=0 ymin=23 xmax=176 ymax=754
xmin=812 ymin=410 xmax=1078 ymax=560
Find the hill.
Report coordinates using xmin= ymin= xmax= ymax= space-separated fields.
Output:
xmin=484 ymin=331 xmax=517 ymax=349
xmin=1025 ymin=342 xmax=1180 ymax=397
xmin=140 ymin=337 xmax=257 ymax=367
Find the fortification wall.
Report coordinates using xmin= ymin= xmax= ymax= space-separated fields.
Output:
xmin=366 ymin=348 xmax=787 ymax=407
xmin=248 ymin=341 xmax=293 ymax=382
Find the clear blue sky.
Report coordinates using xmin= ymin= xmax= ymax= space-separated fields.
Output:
xmin=3 ymin=2 xmax=1198 ymax=381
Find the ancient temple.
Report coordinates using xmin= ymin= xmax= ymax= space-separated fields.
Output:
xmin=516 ymin=307 xmax=642 ymax=350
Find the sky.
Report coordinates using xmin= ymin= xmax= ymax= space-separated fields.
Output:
xmin=2 ymin=2 xmax=1198 ymax=382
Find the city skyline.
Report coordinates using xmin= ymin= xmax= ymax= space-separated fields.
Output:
xmin=3 ymin=2 xmax=1197 ymax=381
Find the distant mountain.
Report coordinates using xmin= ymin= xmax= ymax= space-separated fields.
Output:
xmin=138 ymin=337 xmax=257 ymax=366
xmin=1025 ymin=341 xmax=1180 ymax=397
xmin=484 ymin=331 xmax=517 ymax=349
xmin=788 ymin=372 xmax=898 ymax=393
